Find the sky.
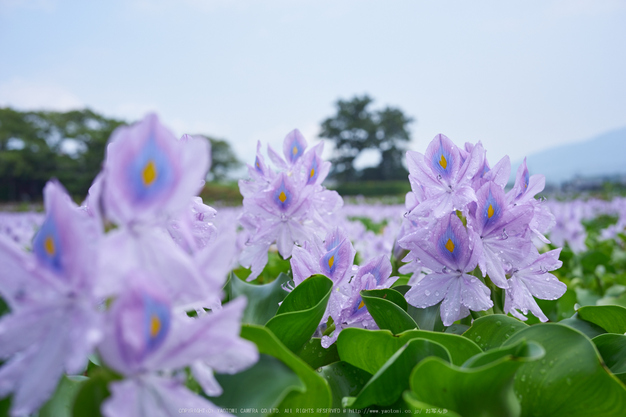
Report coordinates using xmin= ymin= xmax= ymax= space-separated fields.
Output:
xmin=1 ymin=0 xmax=625 ymax=174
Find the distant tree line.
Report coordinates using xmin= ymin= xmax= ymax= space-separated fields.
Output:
xmin=0 ymin=108 xmax=241 ymax=202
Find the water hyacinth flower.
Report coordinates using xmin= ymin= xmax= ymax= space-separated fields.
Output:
xmin=100 ymin=114 xmax=210 ymax=226
xmin=401 ymin=213 xmax=493 ymax=326
xmin=504 ymin=248 xmax=566 ymax=322
xmin=93 ymin=115 xmax=218 ymax=308
xmin=406 ymin=134 xmax=484 ymax=220
xmin=322 ymin=255 xmax=395 ymax=348
xmin=238 ymin=129 xmax=342 ymax=281
xmin=467 ymin=181 xmax=534 ymax=288
xmin=290 ymin=227 xmax=356 ymax=288
xmin=0 ymin=181 xmax=102 ymax=417
xmin=98 ymin=282 xmax=257 ymax=417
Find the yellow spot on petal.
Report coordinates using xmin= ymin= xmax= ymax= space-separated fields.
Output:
xmin=150 ymin=315 xmax=161 ymax=338
xmin=439 ymin=154 xmax=447 ymax=169
xmin=279 ymin=191 xmax=287 ymax=203
xmin=328 ymin=255 xmax=335 ymax=269
xmin=292 ymin=145 xmax=298 ymax=155
xmin=358 ymin=299 xmax=365 ymax=310
xmin=487 ymin=204 xmax=495 ymax=218
xmin=310 ymin=168 xmax=315 ymax=178
xmin=44 ymin=236 xmax=55 ymax=256
xmin=142 ymin=160 xmax=157 ymax=186
xmin=445 ymin=238 xmax=455 ymax=253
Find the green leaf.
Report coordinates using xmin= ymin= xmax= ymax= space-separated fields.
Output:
xmin=560 ymin=313 xmax=607 ymax=339
xmin=296 ymin=338 xmax=340 ymax=370
xmin=337 ymin=328 xmax=481 ymax=375
xmin=504 ymin=323 xmax=626 ymax=417
xmin=593 ymin=334 xmax=626 ymax=384
xmin=444 ymin=323 xmax=469 ymax=335
xmin=319 ymin=362 xmax=372 ymax=414
xmin=39 ymin=376 xmax=88 ymax=417
xmin=463 ymin=314 xmax=529 ymax=350
xmin=224 ymin=272 xmax=290 ymax=325
xmin=343 ymin=338 xmax=451 ymax=409
xmin=265 ymin=275 xmax=333 ymax=352
xmin=72 ymin=368 xmax=122 ymax=417
xmin=402 ymin=391 xmax=461 ymax=417
xmin=361 ymin=288 xmax=418 ymax=334
xmin=209 ymin=354 xmax=304 ymax=416
xmin=394 ymin=285 xmax=445 ymax=331
xmin=408 ymin=339 xmax=543 ymax=417
xmin=578 ymin=305 xmax=626 ymax=334
xmin=241 ymin=325 xmax=332 ymax=414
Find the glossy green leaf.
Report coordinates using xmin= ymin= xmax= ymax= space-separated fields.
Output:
xmin=241 ymin=325 xmax=332 ymax=414
xmin=209 ymin=354 xmax=303 ymax=416
xmin=408 ymin=339 xmax=543 ymax=417
xmin=560 ymin=313 xmax=607 ymax=339
xmin=402 ymin=392 xmax=461 ymax=417
xmin=361 ymin=288 xmax=418 ymax=334
xmin=224 ymin=272 xmax=290 ymax=325
xmin=72 ymin=368 xmax=122 ymax=417
xmin=394 ymin=285 xmax=445 ymax=331
xmin=444 ymin=323 xmax=469 ymax=335
xmin=39 ymin=375 xmax=87 ymax=417
xmin=504 ymin=323 xmax=626 ymax=417
xmin=463 ymin=314 xmax=529 ymax=350
xmin=343 ymin=338 xmax=451 ymax=409
xmin=593 ymin=334 xmax=626 ymax=384
xmin=337 ymin=328 xmax=481 ymax=374
xmin=578 ymin=305 xmax=626 ymax=334
xmin=265 ymin=275 xmax=333 ymax=352
xmin=296 ymin=338 xmax=340 ymax=370
xmin=319 ymin=361 xmax=372 ymax=415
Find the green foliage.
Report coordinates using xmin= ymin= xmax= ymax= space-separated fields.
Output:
xmin=505 ymin=324 xmax=626 ymax=417
xmin=266 ymin=275 xmax=333 ymax=352
xmin=39 ymin=376 xmax=88 ymax=417
xmin=360 ymin=288 xmax=418 ymax=334
xmin=224 ymin=272 xmax=290 ymax=325
xmin=408 ymin=340 xmax=544 ymax=417
xmin=240 ymin=325 xmax=332 ymax=415
xmin=343 ymin=338 xmax=450 ymax=409
xmin=210 ymin=354 xmax=303 ymax=416
xmin=319 ymin=95 xmax=413 ymax=182
xmin=0 ymin=107 xmax=125 ymax=201
xmin=463 ymin=314 xmax=529 ymax=351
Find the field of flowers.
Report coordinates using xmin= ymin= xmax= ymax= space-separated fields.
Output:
xmin=1 ymin=114 xmax=626 ymax=417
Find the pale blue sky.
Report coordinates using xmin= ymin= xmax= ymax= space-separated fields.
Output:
xmin=1 ymin=0 xmax=625 ymax=172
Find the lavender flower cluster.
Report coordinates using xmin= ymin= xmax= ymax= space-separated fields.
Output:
xmin=0 ymin=115 xmax=257 ymax=417
xmin=397 ymin=134 xmax=566 ymax=325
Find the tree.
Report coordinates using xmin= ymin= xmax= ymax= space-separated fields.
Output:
xmin=0 ymin=108 xmax=125 ymax=201
xmin=318 ymin=95 xmax=413 ymax=182
xmin=197 ymin=136 xmax=242 ymax=182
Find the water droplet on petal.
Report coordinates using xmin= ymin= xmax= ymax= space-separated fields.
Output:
xmin=425 ymin=290 xmax=431 ymax=296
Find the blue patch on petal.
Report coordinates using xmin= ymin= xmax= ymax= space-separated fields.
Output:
xmin=288 ymin=139 xmax=304 ymax=164
xmin=143 ymin=293 xmax=171 ymax=354
xmin=254 ymin=156 xmax=263 ymax=174
xmin=128 ymin=136 xmax=175 ymax=203
xmin=431 ymin=144 xmax=453 ymax=179
xmin=437 ymin=225 xmax=461 ymax=265
xmin=307 ymin=156 xmax=319 ymax=185
xmin=32 ymin=215 xmax=64 ymax=274
xmin=321 ymin=247 xmax=340 ymax=278
xmin=482 ymin=191 xmax=502 ymax=228
xmin=273 ymin=180 xmax=292 ymax=211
